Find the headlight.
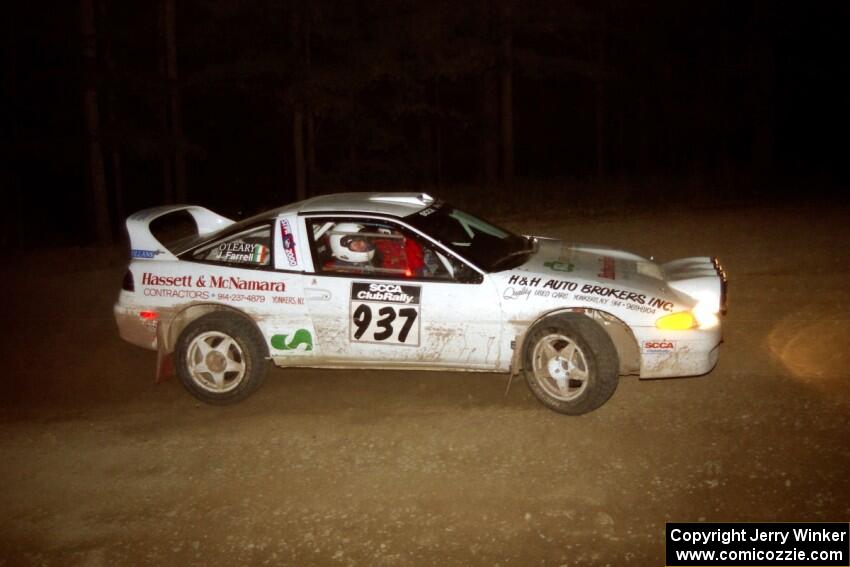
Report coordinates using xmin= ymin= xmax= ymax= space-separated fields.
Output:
xmin=655 ymin=311 xmax=697 ymax=330
xmin=655 ymin=302 xmax=719 ymax=331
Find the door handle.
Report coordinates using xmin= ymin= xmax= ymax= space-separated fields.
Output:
xmin=305 ymin=287 xmax=331 ymax=301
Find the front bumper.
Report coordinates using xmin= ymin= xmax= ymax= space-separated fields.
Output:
xmin=635 ymin=325 xmax=722 ymax=378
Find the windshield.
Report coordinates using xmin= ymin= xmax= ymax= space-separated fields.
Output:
xmin=407 ymin=203 xmax=533 ymax=271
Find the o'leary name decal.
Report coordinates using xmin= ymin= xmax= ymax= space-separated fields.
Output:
xmin=349 ymin=282 xmax=421 ymax=345
xmin=215 ymin=242 xmax=269 ymax=264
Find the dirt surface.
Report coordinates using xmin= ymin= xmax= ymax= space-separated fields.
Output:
xmin=1 ymin=203 xmax=848 ymax=566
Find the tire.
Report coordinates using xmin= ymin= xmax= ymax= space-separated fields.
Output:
xmin=175 ymin=312 xmax=268 ymax=404
xmin=522 ymin=313 xmax=619 ymax=415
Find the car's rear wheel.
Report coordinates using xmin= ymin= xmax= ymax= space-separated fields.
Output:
xmin=523 ymin=313 xmax=619 ymax=415
xmin=175 ymin=312 xmax=267 ymax=404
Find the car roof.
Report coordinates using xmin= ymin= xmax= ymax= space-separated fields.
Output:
xmin=270 ymin=192 xmax=435 ymax=219
xmin=178 ymin=192 xmax=437 ymax=255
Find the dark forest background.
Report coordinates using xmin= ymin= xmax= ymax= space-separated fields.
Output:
xmin=3 ymin=1 xmax=849 ymax=246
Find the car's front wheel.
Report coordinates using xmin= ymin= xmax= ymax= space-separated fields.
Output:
xmin=522 ymin=313 xmax=619 ymax=415
xmin=175 ymin=312 xmax=268 ymax=404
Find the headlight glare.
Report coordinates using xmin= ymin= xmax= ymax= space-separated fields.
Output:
xmin=655 ymin=311 xmax=698 ymax=330
xmin=692 ymin=300 xmax=720 ymax=329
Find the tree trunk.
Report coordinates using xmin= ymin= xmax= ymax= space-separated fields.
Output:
xmin=752 ymin=0 xmax=774 ymax=188
xmin=595 ymin=15 xmax=606 ymax=179
xmin=662 ymin=58 xmax=675 ymax=173
xmin=161 ymin=151 xmax=174 ymax=203
xmin=306 ymin=110 xmax=317 ymax=186
xmin=435 ymin=78 xmax=443 ymax=189
xmin=420 ymin=120 xmax=433 ymax=187
xmin=291 ymin=3 xmax=307 ymax=200
xmin=157 ymin=0 xmax=173 ymax=203
xmin=616 ymin=98 xmax=625 ymax=184
xmin=434 ymin=7 xmax=444 ymax=191
xmin=303 ymin=8 xmax=315 ymax=193
xmin=4 ymin=25 xmax=23 ymax=246
xmin=717 ymin=18 xmax=733 ymax=196
xmin=482 ymin=71 xmax=499 ymax=187
xmin=595 ymin=82 xmax=605 ymax=179
xmin=293 ymin=106 xmax=306 ymax=201
xmin=98 ymin=0 xmax=125 ymax=227
xmin=692 ymin=43 xmax=709 ymax=193
xmin=163 ymin=0 xmax=186 ymax=203
xmin=112 ymin=151 xmax=125 ymax=222
xmin=499 ymin=0 xmax=514 ymax=184
xmin=348 ymin=127 xmax=359 ymax=187
xmin=81 ymin=0 xmax=112 ymax=243
xmin=478 ymin=1 xmax=498 ymax=187
xmin=637 ymin=95 xmax=649 ymax=178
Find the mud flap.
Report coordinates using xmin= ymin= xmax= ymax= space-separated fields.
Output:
xmin=506 ymin=337 xmax=521 ymax=395
xmin=155 ymin=323 xmax=174 ymax=383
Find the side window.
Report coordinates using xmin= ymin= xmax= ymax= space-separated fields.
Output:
xmin=191 ymin=225 xmax=272 ymax=267
xmin=308 ymin=218 xmax=452 ymax=280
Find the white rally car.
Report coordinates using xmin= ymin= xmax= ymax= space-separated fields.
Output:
xmin=114 ymin=192 xmax=726 ymax=414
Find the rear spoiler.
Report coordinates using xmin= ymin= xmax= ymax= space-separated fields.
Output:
xmin=126 ymin=205 xmax=235 ymax=260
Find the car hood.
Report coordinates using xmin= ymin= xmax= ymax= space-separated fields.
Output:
xmin=517 ymin=238 xmax=667 ymax=285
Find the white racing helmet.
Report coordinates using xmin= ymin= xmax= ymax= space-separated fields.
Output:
xmin=329 ymin=222 xmax=375 ymax=263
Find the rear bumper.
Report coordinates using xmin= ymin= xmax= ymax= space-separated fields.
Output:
xmin=636 ymin=325 xmax=722 ymax=378
xmin=114 ymin=303 xmax=158 ymax=350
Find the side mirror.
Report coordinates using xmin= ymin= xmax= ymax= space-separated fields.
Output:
xmin=455 ymin=262 xmax=483 ymax=284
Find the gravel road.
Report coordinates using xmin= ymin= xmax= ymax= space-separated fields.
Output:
xmin=1 ymin=203 xmax=848 ymax=566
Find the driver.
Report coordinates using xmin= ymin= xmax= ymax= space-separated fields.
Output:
xmin=326 ymin=222 xmax=376 ymax=272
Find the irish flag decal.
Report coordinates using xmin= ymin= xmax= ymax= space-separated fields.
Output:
xmin=251 ymin=244 xmax=270 ymax=264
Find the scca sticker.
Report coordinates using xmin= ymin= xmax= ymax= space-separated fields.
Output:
xmin=349 ymin=282 xmax=421 ymax=345
xmin=642 ymin=340 xmax=676 ymax=353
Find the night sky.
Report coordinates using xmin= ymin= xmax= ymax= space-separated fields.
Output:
xmin=4 ymin=1 xmax=849 ymax=245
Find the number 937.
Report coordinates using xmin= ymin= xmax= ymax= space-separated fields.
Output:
xmin=351 ymin=303 xmax=419 ymax=345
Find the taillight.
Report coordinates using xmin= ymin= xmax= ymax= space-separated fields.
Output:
xmin=122 ymin=270 xmax=135 ymax=292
